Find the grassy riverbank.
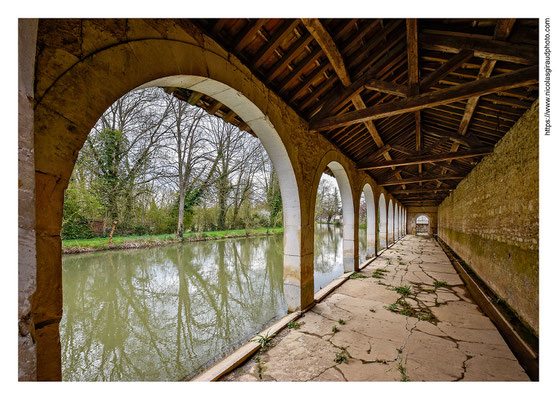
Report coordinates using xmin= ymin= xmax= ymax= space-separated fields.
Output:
xmin=62 ymin=227 xmax=284 ymax=254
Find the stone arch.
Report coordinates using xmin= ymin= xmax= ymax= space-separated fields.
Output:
xmin=394 ymin=204 xmax=399 ymax=241
xmin=310 ymin=153 xmax=357 ymax=274
xmin=32 ymin=37 xmax=306 ymax=380
xmin=378 ymin=193 xmax=387 ymax=251
xmin=388 ymin=199 xmax=394 ymax=245
xmin=360 ymin=183 xmax=376 ymax=259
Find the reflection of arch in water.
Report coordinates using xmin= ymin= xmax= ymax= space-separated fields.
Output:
xmin=378 ymin=194 xmax=387 ymax=251
xmin=360 ymin=184 xmax=376 ymax=258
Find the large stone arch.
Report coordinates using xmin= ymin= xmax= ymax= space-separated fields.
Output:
xmin=359 ymin=182 xmax=376 ymax=259
xmin=310 ymin=151 xmax=358 ymax=274
xmin=31 ymin=33 xmax=308 ymax=380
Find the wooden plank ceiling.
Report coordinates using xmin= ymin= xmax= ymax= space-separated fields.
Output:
xmin=173 ymin=18 xmax=539 ymax=207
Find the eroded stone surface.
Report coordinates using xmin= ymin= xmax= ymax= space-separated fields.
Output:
xmin=221 ymin=236 xmax=529 ymax=382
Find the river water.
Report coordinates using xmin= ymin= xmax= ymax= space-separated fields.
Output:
xmin=60 ymin=225 xmax=368 ymax=381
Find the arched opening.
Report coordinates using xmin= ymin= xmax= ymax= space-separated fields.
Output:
xmin=378 ymin=193 xmax=387 ymax=251
xmin=416 ymin=215 xmax=430 ymax=235
xmin=313 ymin=161 xmax=355 ymax=291
xmin=359 ymin=183 xmax=376 ymax=264
xmin=32 ymin=36 xmax=306 ymax=380
xmin=57 ymin=84 xmax=301 ymax=381
xmin=388 ymin=200 xmax=394 ymax=245
xmin=394 ymin=205 xmax=399 ymax=241
xmin=403 ymin=209 xmax=407 ymax=235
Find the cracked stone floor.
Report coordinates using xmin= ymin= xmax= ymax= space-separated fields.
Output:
xmin=221 ymin=235 xmax=530 ymax=382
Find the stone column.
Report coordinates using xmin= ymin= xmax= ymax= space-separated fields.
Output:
xmin=18 ymin=18 xmax=38 ymax=382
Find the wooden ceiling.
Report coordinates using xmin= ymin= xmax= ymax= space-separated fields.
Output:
xmin=172 ymin=18 xmax=539 ymax=207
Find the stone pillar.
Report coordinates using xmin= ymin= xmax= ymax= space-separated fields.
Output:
xmin=283 ymin=217 xmax=314 ymax=312
xmin=18 ymin=18 xmax=38 ymax=382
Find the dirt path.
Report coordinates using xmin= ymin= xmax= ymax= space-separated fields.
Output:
xmin=222 ymin=235 xmax=529 ymax=382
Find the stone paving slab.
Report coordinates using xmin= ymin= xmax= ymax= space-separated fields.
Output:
xmin=221 ymin=236 xmax=529 ymax=382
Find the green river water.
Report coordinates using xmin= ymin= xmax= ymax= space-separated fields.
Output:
xmin=60 ymin=225 xmax=368 ymax=381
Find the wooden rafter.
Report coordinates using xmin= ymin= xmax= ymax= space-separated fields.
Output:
xmin=360 ymin=147 xmax=493 ymax=170
xmin=234 ymin=19 xmax=270 ymax=52
xmin=253 ymin=19 xmax=299 ymax=69
xmin=310 ymin=65 xmax=538 ymax=131
xmin=266 ymin=32 xmax=314 ymax=82
xmin=438 ymin=19 xmax=517 ymax=180
xmin=378 ymin=175 xmax=465 ymax=186
xmin=420 ymin=32 xmax=537 ymax=65
xmin=420 ymin=49 xmax=474 ymax=92
xmin=302 ymin=18 xmax=407 ymax=187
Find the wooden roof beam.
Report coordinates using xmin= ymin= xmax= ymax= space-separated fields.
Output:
xmin=266 ymin=31 xmax=314 ymax=82
xmin=391 ymin=188 xmax=452 ymax=195
xmin=253 ymin=19 xmax=299 ymax=69
xmin=420 ymin=49 xmax=474 ymax=92
xmin=302 ymin=18 xmax=407 ymax=188
xmin=438 ymin=19 xmax=517 ymax=182
xmin=379 ymin=175 xmax=465 ymax=186
xmin=301 ymin=18 xmax=351 ymax=86
xmin=234 ymin=19 xmax=270 ymax=52
xmin=310 ymin=65 xmax=538 ymax=131
xmin=360 ymin=147 xmax=493 ymax=170
xmin=407 ymin=19 xmax=422 ymax=158
xmin=423 ymin=126 xmax=483 ymax=147
xmin=419 ymin=32 xmax=537 ymax=65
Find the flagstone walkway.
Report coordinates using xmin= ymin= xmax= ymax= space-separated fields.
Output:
xmin=221 ymin=235 xmax=529 ymax=382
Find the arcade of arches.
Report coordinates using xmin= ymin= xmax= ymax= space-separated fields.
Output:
xmin=18 ymin=18 xmax=539 ymax=381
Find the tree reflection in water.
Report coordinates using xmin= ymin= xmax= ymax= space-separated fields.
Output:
xmin=60 ymin=235 xmax=286 ymax=381
xmin=61 ymin=229 xmax=347 ymax=381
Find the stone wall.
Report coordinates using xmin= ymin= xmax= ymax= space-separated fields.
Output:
xmin=438 ymin=100 xmax=539 ymax=334
xmin=18 ymin=19 xmax=38 ymax=381
xmin=407 ymin=206 xmax=438 ymax=235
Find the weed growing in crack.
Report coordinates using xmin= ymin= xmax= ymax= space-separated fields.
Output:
xmin=396 ymin=347 xmax=402 ymax=354
xmin=398 ymin=362 xmax=410 ymax=382
xmin=433 ymin=280 xmax=448 ymax=288
xmin=338 ymin=319 xmax=346 ymax=325
xmin=251 ymin=331 xmax=276 ymax=349
xmin=393 ymin=285 xmax=412 ymax=296
xmin=372 ymin=268 xmax=388 ymax=279
xmin=385 ymin=303 xmax=398 ymax=311
xmin=350 ymin=273 xmax=368 ymax=279
xmin=334 ymin=349 xmax=350 ymax=364
xmin=332 ymin=325 xmax=339 ymax=333
xmin=399 ymin=261 xmax=406 ymax=265
xmin=418 ymin=313 xmax=436 ymax=322
xmin=287 ymin=321 xmax=300 ymax=330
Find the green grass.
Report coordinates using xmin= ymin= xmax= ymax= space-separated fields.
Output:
xmin=62 ymin=227 xmax=284 ymax=251
xmin=433 ymin=280 xmax=448 ymax=288
xmin=371 ymin=268 xmax=389 ymax=279
xmin=287 ymin=320 xmax=300 ymax=330
xmin=349 ymin=273 xmax=368 ymax=279
xmin=393 ymin=285 xmax=412 ymax=296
